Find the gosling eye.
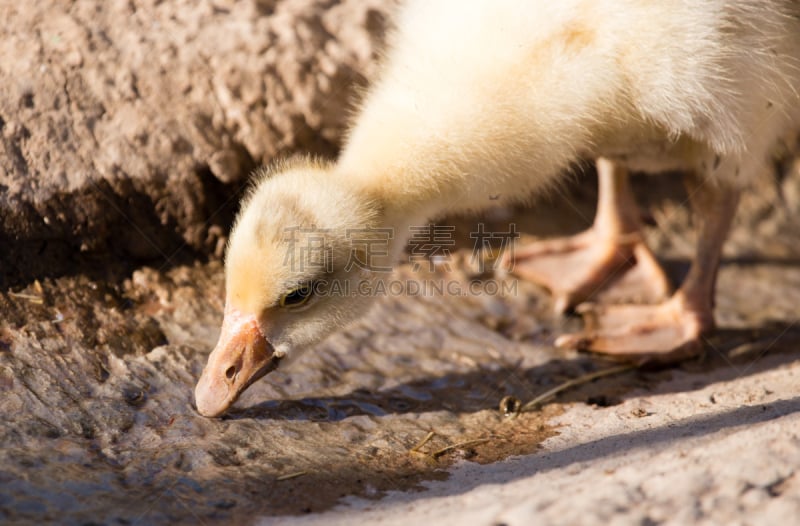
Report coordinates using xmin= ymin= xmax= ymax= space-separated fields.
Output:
xmin=279 ymin=283 xmax=314 ymax=309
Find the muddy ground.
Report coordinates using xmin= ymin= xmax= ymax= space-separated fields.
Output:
xmin=2 ymin=1 xmax=800 ymax=525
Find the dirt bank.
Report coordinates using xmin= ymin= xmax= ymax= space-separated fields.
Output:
xmin=0 ymin=0 xmax=393 ymax=286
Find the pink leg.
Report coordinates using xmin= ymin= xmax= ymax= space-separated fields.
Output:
xmin=502 ymin=157 xmax=670 ymax=312
xmin=556 ymin=173 xmax=741 ymax=362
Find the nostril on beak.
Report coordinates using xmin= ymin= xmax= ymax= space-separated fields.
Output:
xmin=225 ymin=365 xmax=237 ymax=381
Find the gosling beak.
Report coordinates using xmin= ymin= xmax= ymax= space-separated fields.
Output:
xmin=194 ymin=309 xmax=282 ymax=417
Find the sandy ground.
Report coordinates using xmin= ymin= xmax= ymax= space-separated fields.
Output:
xmin=269 ymin=352 xmax=800 ymax=525
xmin=3 ymin=177 xmax=800 ymax=524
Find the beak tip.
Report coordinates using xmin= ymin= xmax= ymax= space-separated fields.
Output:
xmin=194 ymin=374 xmax=231 ymax=418
xmin=194 ymin=309 xmax=277 ymax=418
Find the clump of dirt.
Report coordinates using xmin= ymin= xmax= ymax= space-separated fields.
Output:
xmin=0 ymin=0 xmax=395 ymax=286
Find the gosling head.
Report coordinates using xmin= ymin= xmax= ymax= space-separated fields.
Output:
xmin=194 ymin=159 xmax=385 ymax=417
